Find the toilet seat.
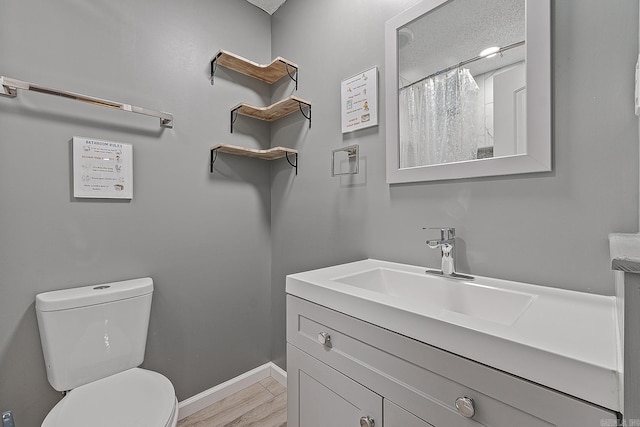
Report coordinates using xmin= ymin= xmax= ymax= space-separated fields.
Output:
xmin=42 ymin=368 xmax=177 ymax=427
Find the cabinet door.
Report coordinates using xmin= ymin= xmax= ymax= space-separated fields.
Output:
xmin=385 ymin=400 xmax=434 ymax=427
xmin=287 ymin=344 xmax=382 ymax=427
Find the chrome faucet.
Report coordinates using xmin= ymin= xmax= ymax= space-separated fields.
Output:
xmin=424 ymin=227 xmax=474 ymax=280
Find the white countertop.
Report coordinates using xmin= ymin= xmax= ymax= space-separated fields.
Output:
xmin=286 ymin=259 xmax=622 ymax=411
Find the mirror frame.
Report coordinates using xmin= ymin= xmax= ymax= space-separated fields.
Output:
xmin=385 ymin=0 xmax=551 ymax=183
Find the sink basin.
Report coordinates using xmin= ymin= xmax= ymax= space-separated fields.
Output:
xmin=333 ymin=267 xmax=535 ymax=325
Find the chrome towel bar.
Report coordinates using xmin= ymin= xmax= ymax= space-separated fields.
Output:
xmin=0 ymin=76 xmax=173 ymax=128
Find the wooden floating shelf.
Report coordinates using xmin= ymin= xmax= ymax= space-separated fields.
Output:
xmin=211 ymin=144 xmax=297 ymax=160
xmin=233 ymin=96 xmax=311 ymax=122
xmin=210 ymin=144 xmax=298 ymax=174
xmin=230 ymin=96 xmax=311 ymax=132
xmin=211 ymin=49 xmax=299 ymax=87
xmin=209 ymin=50 xmax=306 ymax=178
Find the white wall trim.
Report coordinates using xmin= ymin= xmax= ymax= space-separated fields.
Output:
xmin=177 ymin=362 xmax=287 ymax=420
xmin=269 ymin=362 xmax=287 ymax=387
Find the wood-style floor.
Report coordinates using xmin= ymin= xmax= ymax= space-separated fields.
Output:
xmin=178 ymin=377 xmax=287 ymax=427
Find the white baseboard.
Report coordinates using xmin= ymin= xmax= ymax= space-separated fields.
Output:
xmin=269 ymin=362 xmax=287 ymax=387
xmin=177 ymin=362 xmax=287 ymax=420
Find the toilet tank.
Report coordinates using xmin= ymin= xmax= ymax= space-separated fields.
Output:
xmin=35 ymin=278 xmax=154 ymax=392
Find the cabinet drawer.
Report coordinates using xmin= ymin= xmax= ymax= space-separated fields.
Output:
xmin=287 ymin=295 xmax=617 ymax=427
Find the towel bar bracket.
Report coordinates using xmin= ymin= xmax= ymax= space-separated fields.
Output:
xmin=0 ymin=85 xmax=17 ymax=98
xmin=0 ymin=76 xmax=21 ymax=98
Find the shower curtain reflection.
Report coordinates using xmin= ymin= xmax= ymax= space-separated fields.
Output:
xmin=399 ymin=68 xmax=479 ymax=168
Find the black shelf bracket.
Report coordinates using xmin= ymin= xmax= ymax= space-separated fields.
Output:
xmin=285 ymin=152 xmax=298 ymax=175
xmin=230 ymin=107 xmax=240 ymax=133
xmin=210 ymin=53 xmax=221 ymax=86
xmin=298 ymin=101 xmax=311 ymax=129
xmin=210 ymin=148 xmax=219 ymax=173
xmin=281 ymin=61 xmax=299 ymax=91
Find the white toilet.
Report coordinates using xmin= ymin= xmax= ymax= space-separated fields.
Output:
xmin=35 ymin=278 xmax=178 ymax=427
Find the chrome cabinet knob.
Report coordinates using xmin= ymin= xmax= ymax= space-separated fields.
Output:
xmin=455 ymin=396 xmax=475 ymax=418
xmin=359 ymin=415 xmax=375 ymax=427
xmin=317 ymin=332 xmax=331 ymax=347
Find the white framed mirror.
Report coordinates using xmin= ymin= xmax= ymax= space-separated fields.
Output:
xmin=385 ymin=0 xmax=551 ymax=183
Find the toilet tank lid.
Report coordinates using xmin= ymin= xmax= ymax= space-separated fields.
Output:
xmin=36 ymin=278 xmax=153 ymax=312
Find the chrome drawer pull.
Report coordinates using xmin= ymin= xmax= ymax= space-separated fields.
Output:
xmin=317 ymin=332 xmax=332 ymax=347
xmin=455 ymin=396 xmax=475 ymax=418
xmin=359 ymin=415 xmax=375 ymax=427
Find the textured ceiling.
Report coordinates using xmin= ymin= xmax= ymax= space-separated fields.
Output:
xmin=246 ymin=0 xmax=287 ymax=14
xmin=399 ymin=0 xmax=526 ymax=86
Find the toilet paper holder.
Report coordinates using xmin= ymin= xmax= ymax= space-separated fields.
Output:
xmin=331 ymin=144 xmax=359 ymax=177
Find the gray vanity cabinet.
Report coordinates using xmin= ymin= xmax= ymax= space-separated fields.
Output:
xmin=385 ymin=400 xmax=434 ymax=427
xmin=288 ymin=345 xmax=382 ymax=427
xmin=288 ymin=344 xmax=431 ymax=427
xmin=286 ymin=295 xmax=618 ymax=427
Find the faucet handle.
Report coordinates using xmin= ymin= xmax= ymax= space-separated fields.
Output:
xmin=423 ymin=227 xmax=455 ymax=240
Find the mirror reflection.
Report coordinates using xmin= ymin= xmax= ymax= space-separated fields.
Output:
xmin=398 ymin=0 xmax=526 ymax=168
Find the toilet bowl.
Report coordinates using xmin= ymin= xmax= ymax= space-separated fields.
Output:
xmin=36 ymin=278 xmax=178 ymax=427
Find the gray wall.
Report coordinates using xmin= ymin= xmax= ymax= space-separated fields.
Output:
xmin=269 ymin=0 xmax=639 ymax=368
xmin=0 ymin=1 xmax=275 ymax=425
xmin=1 ymin=0 xmax=638 ymax=424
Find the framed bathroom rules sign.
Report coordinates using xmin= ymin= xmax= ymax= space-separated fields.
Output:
xmin=341 ymin=66 xmax=378 ymax=133
xmin=73 ymin=136 xmax=133 ymax=199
